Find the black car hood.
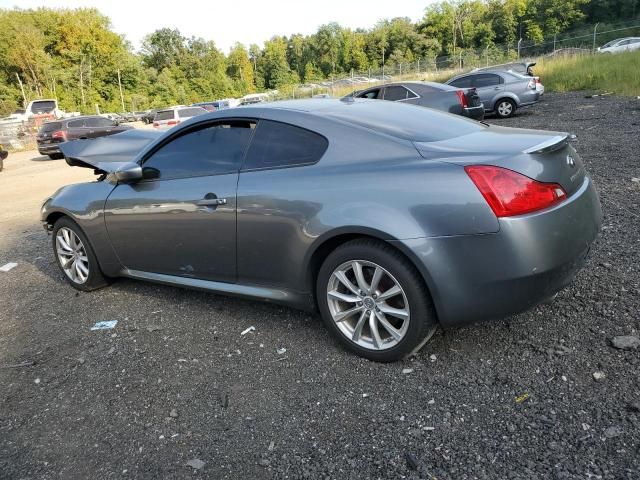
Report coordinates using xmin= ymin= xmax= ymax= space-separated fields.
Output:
xmin=60 ymin=129 xmax=160 ymax=173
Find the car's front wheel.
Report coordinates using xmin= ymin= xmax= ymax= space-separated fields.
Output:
xmin=317 ymin=239 xmax=438 ymax=362
xmin=495 ymin=98 xmax=516 ymax=118
xmin=52 ymin=217 xmax=109 ymax=291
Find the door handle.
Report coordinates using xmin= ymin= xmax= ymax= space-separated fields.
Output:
xmin=196 ymin=198 xmax=227 ymax=206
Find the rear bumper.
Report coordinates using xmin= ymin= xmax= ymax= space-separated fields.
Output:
xmin=392 ymin=176 xmax=602 ymax=327
xmin=37 ymin=143 xmax=62 ymax=155
xmin=462 ymin=105 xmax=485 ymax=121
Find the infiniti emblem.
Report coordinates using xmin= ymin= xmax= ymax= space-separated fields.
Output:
xmin=566 ymin=155 xmax=576 ymax=168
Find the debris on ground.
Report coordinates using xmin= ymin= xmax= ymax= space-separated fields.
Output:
xmin=146 ymin=325 xmax=163 ymax=332
xmin=90 ymin=320 xmax=118 ymax=331
xmin=169 ymin=409 xmax=178 ymax=418
xmin=604 ymin=426 xmax=622 ymax=439
xmin=404 ymin=452 xmax=419 ymax=470
xmin=429 ymin=354 xmax=437 ymax=362
xmin=632 ymin=177 xmax=640 ymax=183
xmin=610 ymin=335 xmax=640 ymax=350
xmin=186 ymin=459 xmax=205 ymax=470
xmin=593 ymin=371 xmax=606 ymax=381
xmin=268 ymin=441 xmax=275 ymax=451
xmin=241 ymin=326 xmax=255 ymax=336
xmin=402 ymin=368 xmax=414 ymax=374
xmin=515 ymin=393 xmax=530 ymax=404
xmin=0 ymin=262 xmax=18 ymax=272
xmin=276 ymin=347 xmax=286 ymax=355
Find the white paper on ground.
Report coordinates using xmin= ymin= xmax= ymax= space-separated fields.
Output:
xmin=90 ymin=320 xmax=118 ymax=331
xmin=0 ymin=262 xmax=18 ymax=272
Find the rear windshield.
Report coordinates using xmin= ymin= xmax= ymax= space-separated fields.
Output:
xmin=155 ymin=110 xmax=174 ymax=121
xmin=178 ymin=107 xmax=207 ymax=118
xmin=324 ymin=101 xmax=485 ymax=142
xmin=31 ymin=101 xmax=56 ymax=114
xmin=40 ymin=121 xmax=62 ymax=132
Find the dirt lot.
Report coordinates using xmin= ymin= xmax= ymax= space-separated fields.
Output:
xmin=1 ymin=93 xmax=639 ymax=479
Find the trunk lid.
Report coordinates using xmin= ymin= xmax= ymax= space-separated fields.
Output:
xmin=414 ymin=125 xmax=586 ymax=196
xmin=59 ymin=129 xmax=160 ymax=173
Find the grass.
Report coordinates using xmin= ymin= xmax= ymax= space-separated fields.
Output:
xmin=533 ymin=50 xmax=640 ymax=96
xmin=313 ymin=50 xmax=640 ymax=100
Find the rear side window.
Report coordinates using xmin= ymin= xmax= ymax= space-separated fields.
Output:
xmin=474 ymin=74 xmax=502 ymax=87
xmin=178 ymin=107 xmax=206 ymax=118
xmin=242 ymin=120 xmax=328 ymax=170
xmin=40 ymin=121 xmax=62 ymax=132
xmin=449 ymin=76 xmax=472 ymax=88
xmin=86 ymin=117 xmax=114 ymax=127
xmin=383 ymin=86 xmax=417 ymax=101
xmin=143 ymin=120 xmax=255 ymax=180
xmin=155 ymin=110 xmax=174 ymax=121
xmin=67 ymin=119 xmax=85 ymax=128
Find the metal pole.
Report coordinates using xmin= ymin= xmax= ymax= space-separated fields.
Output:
xmin=517 ymin=38 xmax=522 ymax=59
xmin=15 ymin=73 xmax=27 ymax=107
xmin=593 ymin=23 xmax=600 ymax=52
xmin=417 ymin=59 xmax=420 ymax=74
xmin=382 ymin=47 xmax=385 ymax=82
xmin=117 ymin=69 xmax=125 ymax=112
xmin=553 ymin=34 xmax=557 ymax=53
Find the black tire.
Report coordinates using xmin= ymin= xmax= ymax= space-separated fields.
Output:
xmin=51 ymin=217 xmax=110 ymax=291
xmin=48 ymin=153 xmax=64 ymax=160
xmin=316 ymin=239 xmax=438 ymax=362
xmin=494 ymin=98 xmax=516 ymax=118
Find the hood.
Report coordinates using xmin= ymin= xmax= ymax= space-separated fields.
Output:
xmin=60 ymin=129 xmax=160 ymax=173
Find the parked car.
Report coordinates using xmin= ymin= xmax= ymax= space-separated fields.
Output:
xmin=446 ymin=71 xmax=540 ymax=118
xmin=36 ymin=115 xmax=132 ymax=159
xmin=41 ymin=99 xmax=601 ymax=362
xmin=474 ymin=61 xmax=537 ymax=76
xmin=0 ymin=144 xmax=7 ymax=172
xmin=597 ymin=37 xmax=640 ymax=54
xmin=118 ymin=112 xmax=137 ymax=122
xmin=345 ymin=81 xmax=484 ymax=120
xmin=142 ymin=109 xmax=163 ymax=124
xmin=152 ymin=106 xmax=207 ymax=130
xmin=192 ymin=100 xmax=237 ymax=111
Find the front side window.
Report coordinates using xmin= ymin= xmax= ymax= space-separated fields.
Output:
xmin=242 ymin=120 xmax=328 ymax=170
xmin=358 ymin=88 xmax=381 ymax=99
xmin=143 ymin=120 xmax=255 ymax=180
xmin=449 ymin=76 xmax=472 ymax=88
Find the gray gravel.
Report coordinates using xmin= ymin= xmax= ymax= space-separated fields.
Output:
xmin=1 ymin=92 xmax=639 ymax=479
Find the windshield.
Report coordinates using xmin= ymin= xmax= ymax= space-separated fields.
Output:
xmin=601 ymin=40 xmax=620 ymax=48
xmin=40 ymin=121 xmax=62 ymax=133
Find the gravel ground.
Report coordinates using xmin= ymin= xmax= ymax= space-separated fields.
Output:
xmin=1 ymin=92 xmax=639 ymax=479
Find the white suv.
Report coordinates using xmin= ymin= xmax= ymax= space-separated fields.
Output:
xmin=598 ymin=37 xmax=640 ymax=54
xmin=153 ymin=106 xmax=207 ymax=130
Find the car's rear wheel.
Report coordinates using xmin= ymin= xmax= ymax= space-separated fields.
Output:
xmin=495 ymin=98 xmax=516 ymax=118
xmin=48 ymin=153 xmax=64 ymax=160
xmin=52 ymin=217 xmax=109 ymax=291
xmin=317 ymin=239 xmax=438 ymax=362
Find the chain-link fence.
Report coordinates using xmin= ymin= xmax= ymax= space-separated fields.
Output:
xmin=272 ymin=20 xmax=640 ymax=100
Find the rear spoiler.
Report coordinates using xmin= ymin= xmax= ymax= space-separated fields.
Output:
xmin=523 ymin=133 xmax=575 ymax=154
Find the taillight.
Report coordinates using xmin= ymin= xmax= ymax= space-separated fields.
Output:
xmin=51 ymin=130 xmax=66 ymax=140
xmin=535 ymin=77 xmax=541 ymax=84
xmin=465 ymin=165 xmax=567 ymax=217
xmin=455 ymin=90 xmax=468 ymax=108
xmin=167 ymin=120 xmax=180 ymax=126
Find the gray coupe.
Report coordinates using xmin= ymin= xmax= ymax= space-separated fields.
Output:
xmin=41 ymin=99 xmax=601 ymax=361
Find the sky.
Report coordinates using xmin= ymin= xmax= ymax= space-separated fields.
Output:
xmin=3 ymin=0 xmax=436 ymax=53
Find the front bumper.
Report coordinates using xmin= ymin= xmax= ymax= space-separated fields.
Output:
xmin=392 ymin=176 xmax=602 ymax=328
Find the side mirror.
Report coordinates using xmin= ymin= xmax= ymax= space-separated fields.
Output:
xmin=114 ymin=162 xmax=143 ymax=183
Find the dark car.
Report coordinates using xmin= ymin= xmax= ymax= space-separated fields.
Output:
xmin=41 ymin=99 xmax=601 ymax=362
xmin=36 ymin=116 xmax=132 ymax=159
xmin=142 ymin=109 xmax=165 ymax=124
xmin=345 ymin=81 xmax=484 ymax=120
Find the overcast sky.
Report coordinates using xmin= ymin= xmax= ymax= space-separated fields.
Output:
xmin=3 ymin=0 xmax=436 ymax=53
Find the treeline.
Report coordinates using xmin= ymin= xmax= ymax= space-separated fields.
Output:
xmin=0 ymin=1 xmax=638 ymax=115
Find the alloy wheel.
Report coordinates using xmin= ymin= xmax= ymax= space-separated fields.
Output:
xmin=55 ymin=227 xmax=89 ymax=284
xmin=326 ymin=260 xmax=410 ymax=351
xmin=497 ymin=101 xmax=513 ymax=117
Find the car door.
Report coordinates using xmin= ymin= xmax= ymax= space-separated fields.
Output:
xmin=85 ymin=116 xmax=119 ymax=138
xmin=104 ymin=119 xmax=255 ymax=282
xmin=65 ymin=118 xmax=88 ymax=140
xmin=472 ymin=73 xmax=504 ymax=108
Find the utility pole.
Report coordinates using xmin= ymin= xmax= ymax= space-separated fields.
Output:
xmin=517 ymin=38 xmax=523 ymax=59
xmin=15 ymin=73 xmax=27 ymax=107
xmin=117 ymin=69 xmax=125 ymax=112
xmin=553 ymin=34 xmax=557 ymax=53
xmin=79 ymin=57 xmax=86 ymax=108
xmin=381 ymin=46 xmax=385 ymax=82
xmin=593 ymin=23 xmax=600 ymax=52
